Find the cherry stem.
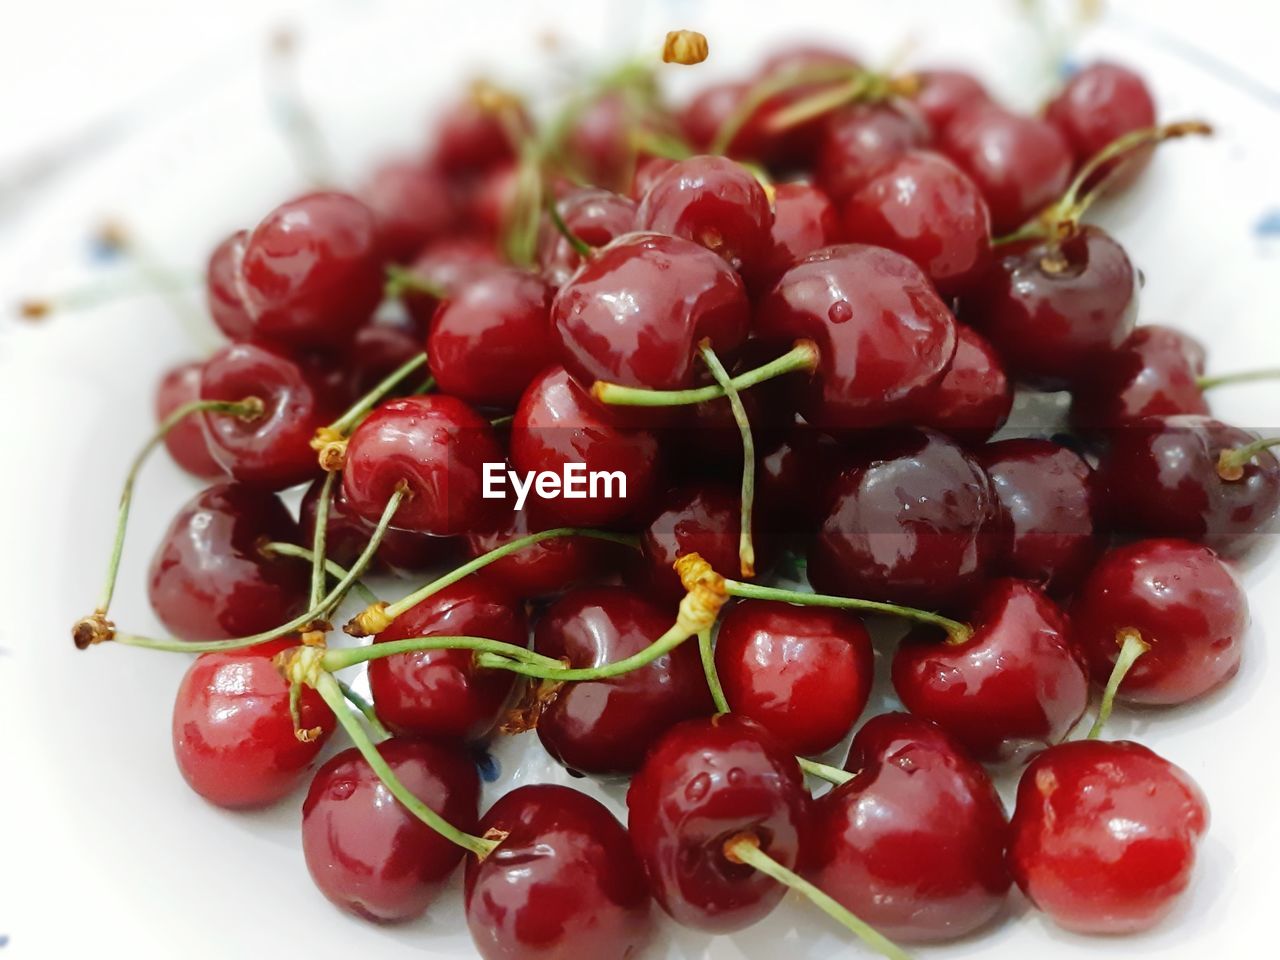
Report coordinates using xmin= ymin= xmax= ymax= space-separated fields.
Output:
xmin=322 ymin=635 xmax=562 ymax=672
xmin=721 ymin=579 xmax=973 ymax=645
xmin=308 ymin=471 xmax=337 ymax=609
xmin=336 ymin=678 xmax=390 ymax=740
xmin=760 ymin=72 xmax=871 ymax=135
xmin=385 ymin=264 xmax=448 ymax=301
xmin=346 ymin=527 xmax=640 ymax=636
xmin=698 ymin=627 xmax=730 ymax=713
xmin=312 ymin=670 xmax=498 ymax=858
xmin=724 ymin=834 xmax=911 ymax=960
xmin=324 ymin=352 xmax=428 ymax=439
xmin=592 ymin=340 xmax=819 ymax=407
xmin=629 ymin=126 xmax=693 ymax=161
xmin=1196 ymin=368 xmax=1280 ymax=391
xmin=710 ymin=63 xmax=864 ymax=155
xmin=546 ymin=195 xmax=594 ymax=259
xmin=505 ymin=139 xmax=545 ymax=268
xmin=16 ymin=270 xmax=201 ymax=321
xmin=260 ymin=541 xmax=379 ymax=606
xmin=1087 ymin=629 xmax=1151 ymax=740
xmin=797 ymin=758 xmax=855 ymax=786
xmin=474 ymin=618 xmax=693 ymax=680
xmin=1217 ymin=435 xmax=1280 ymax=481
xmin=700 ymin=343 xmax=756 ymax=577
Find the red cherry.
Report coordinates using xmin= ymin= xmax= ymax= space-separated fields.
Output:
xmin=680 ymin=81 xmax=752 ymax=154
xmin=714 ymin=600 xmax=873 ymax=755
xmin=463 ymin=506 xmax=612 ymax=600
xmin=360 ymin=158 xmax=455 ymax=261
xmin=755 ymin=421 xmax=846 ymax=535
xmin=909 ymin=325 xmax=1012 ymax=443
xmin=815 ymin=102 xmax=928 ymax=201
xmin=808 ymin=429 xmax=998 ymax=609
xmin=893 ymin=579 xmax=1089 ymax=761
xmin=911 ymin=69 xmax=989 ymax=133
xmin=148 ymin=483 xmax=307 ymax=642
xmin=840 ymin=150 xmax=992 ymax=296
xmin=558 ymin=89 xmax=654 ymax=193
xmin=808 ymin=713 xmax=1010 ymax=942
xmin=939 ymin=103 xmax=1072 ymax=233
xmin=206 ymin=231 xmax=254 ymax=341
xmin=1071 ymin=538 xmax=1247 ymax=705
xmin=172 ymin=638 xmax=332 ymax=808
xmin=341 ymin=395 xmax=505 ymax=536
xmin=628 ymin=156 xmax=677 ymax=202
xmin=465 ymin=784 xmax=653 ymax=959
xmin=1008 ymin=739 xmax=1208 ymax=934
xmin=756 ymin=244 xmax=958 ymax=431
xmin=301 ymin=738 xmax=480 ymax=922
xmin=1070 ymin=324 xmax=1209 ymax=430
xmin=1045 ymin=62 xmax=1157 ymax=172
xmin=368 ymin=578 xmax=527 ymax=742
xmin=627 ymin=714 xmax=809 ymax=932
xmin=429 ymin=94 xmax=526 ymax=176
xmin=551 ymin=232 xmax=750 ymax=392
xmin=466 ymin=160 xmax=519 ymax=239
xmin=758 ymin=181 xmax=840 ymax=291
xmin=347 ymin=320 xmax=426 ymax=398
xmin=538 ymin=187 xmax=637 ymax=286
xmin=397 ymin=237 xmax=504 ymax=334
xmin=155 ymin=361 xmax=224 ymax=479
xmin=533 ymin=586 xmax=713 ymax=776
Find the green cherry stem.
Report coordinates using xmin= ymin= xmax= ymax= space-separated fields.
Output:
xmin=760 ymin=73 xmax=870 ymax=135
xmin=336 ymin=678 xmax=391 ymax=740
xmin=1087 ymin=629 xmax=1151 ymax=740
xmin=1196 ymin=368 xmax=1280 ymax=391
xmin=797 ymin=758 xmax=855 ymax=786
xmin=384 ymin=263 xmax=448 ymax=301
xmin=261 ymin=541 xmax=379 ymax=606
xmin=1217 ymin=435 xmax=1280 ymax=481
xmin=322 ymin=635 xmax=562 ymax=672
xmin=698 ymin=627 xmax=730 ymax=713
xmin=308 ymin=471 xmax=338 ymax=609
xmin=700 ymin=341 xmax=757 ymax=577
xmin=710 ymin=63 xmax=863 ymax=155
xmin=546 ymin=195 xmax=594 ymax=260
xmin=324 ymin=351 xmax=428 ymax=439
xmin=475 ymin=618 xmax=694 ymax=681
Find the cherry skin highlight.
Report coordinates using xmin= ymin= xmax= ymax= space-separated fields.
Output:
xmin=758 ymin=181 xmax=840 ymax=292
xmin=1070 ymin=324 xmax=1210 ymax=430
xmin=909 ymin=325 xmax=1013 ymax=443
xmin=155 ymin=361 xmax=224 ymax=479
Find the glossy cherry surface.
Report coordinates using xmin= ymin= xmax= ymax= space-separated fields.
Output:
xmin=465 ymin=784 xmax=653 ymax=960
xmin=1045 ymin=62 xmax=1157 ymax=169
xmin=172 ymin=638 xmax=333 ymax=808
xmin=558 ymin=89 xmax=651 ymax=194
xmin=538 ymin=187 xmax=637 ymax=286
xmin=361 ymin=158 xmax=455 ymax=261
xmin=429 ymin=94 xmax=525 ymax=175
xmin=627 ymin=715 xmax=810 ymax=933
xmin=910 ymin=325 xmax=1012 ymax=443
xmin=398 ymin=237 xmax=504 ymax=333
xmin=1008 ymin=739 xmax=1208 ymax=934
xmin=464 ymin=506 xmax=611 ymax=600
xmin=911 ymin=68 xmax=989 ymax=133
xmin=368 ymin=578 xmax=527 ymax=741
xmin=148 ymin=483 xmax=308 ymax=641
xmin=714 ymin=600 xmax=872 ymax=755
xmin=302 ymin=738 xmax=480 ymax=923
xmin=1070 ymin=324 xmax=1209 ymax=430
xmin=756 ymin=244 xmax=957 ymax=431
xmin=893 ymin=579 xmax=1089 ymax=761
xmin=1071 ymin=538 xmax=1248 ymax=705
xmin=347 ymin=320 xmax=426 ymax=399
xmin=156 ymin=361 xmax=224 ymax=478
xmin=533 ymin=586 xmax=713 ymax=776
xmin=756 ymin=421 xmax=846 ymax=533
xmin=809 ymin=713 xmax=1010 ymax=942
xmin=758 ymin=181 xmax=840 ymax=292
xmin=815 ymin=102 xmax=928 ymax=201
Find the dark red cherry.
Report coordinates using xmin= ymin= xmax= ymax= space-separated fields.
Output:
xmin=815 ymin=102 xmax=929 ymax=202
xmin=961 ymin=225 xmax=1137 ymax=388
xmin=909 ymin=325 xmax=1012 ymax=443
xmin=368 ymin=578 xmax=527 ymax=742
xmin=893 ymin=579 xmax=1089 ymax=761
xmin=756 ymin=244 xmax=957 ymax=431
xmin=551 ymin=232 xmax=750 ymax=392
xmin=172 ymin=638 xmax=333 ymax=808
xmin=977 ymin=438 xmax=1101 ymax=595
xmin=680 ymin=81 xmax=752 ymax=154
xmin=538 ymin=187 xmax=637 ymax=286
xmin=427 ymin=266 xmax=556 ymax=408
xmin=808 ymin=429 xmax=998 ymax=608
xmin=466 ymin=160 xmax=519 ymax=240
xmin=341 ymin=395 xmax=504 ymax=536
xmin=758 ymin=181 xmax=840 ymax=291
xmin=1009 ymin=739 xmax=1208 ymax=934
xmin=429 ymin=93 xmax=527 ymax=175
xmin=627 ymin=715 xmax=809 ymax=933
xmin=398 ymin=237 xmax=504 ymax=333
xmin=464 ymin=506 xmax=612 ymax=601
xmin=360 ymin=158 xmax=455 ymax=261
xmin=509 ymin=366 xmax=664 ymax=526
xmin=808 ymin=713 xmax=1010 ymax=942
xmin=1070 ymin=324 xmax=1209 ymax=430
xmin=1099 ymin=415 xmax=1280 ymax=555
xmin=558 ymin=89 xmax=652 ymax=194
xmin=840 ymin=150 xmax=992 ymax=296
xmin=756 ymin=421 xmax=846 ymax=533
xmin=715 ymin=600 xmax=872 ymax=755
xmin=148 ymin=483 xmax=307 ymax=641
xmin=911 ymin=69 xmax=990 ymax=134
xmin=1045 ymin=62 xmax=1157 ymax=172
xmin=155 ymin=361 xmax=224 ymax=479
xmin=302 ymin=738 xmax=480 ymax=923
xmin=347 ymin=321 xmax=426 ymax=400
xmin=629 ymin=156 xmax=677 ymax=202
xmin=466 ymin=784 xmax=653 ymax=960
xmin=1071 ymin=538 xmax=1247 ymax=705
xmin=939 ymin=103 xmax=1072 ymax=233
xmin=533 ymin=586 xmax=713 ymax=776
xmin=206 ymin=231 xmax=254 ymax=341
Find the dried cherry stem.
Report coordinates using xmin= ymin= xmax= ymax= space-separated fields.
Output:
xmin=723 ymin=834 xmax=911 ymax=960
xmin=384 ymin=263 xmax=448 ymax=301
xmin=662 ymin=29 xmax=708 ymax=65
xmin=797 ymin=758 xmax=855 ymax=786
xmin=593 ymin=340 xmax=818 ymax=407
xmin=70 ymin=395 xmax=264 ymax=649
xmin=710 ymin=62 xmax=864 ymax=155
xmin=1087 ymin=629 xmax=1151 ymax=740
xmin=698 ymin=627 xmax=730 ymax=712
xmin=322 ymin=635 xmax=562 ymax=672
xmin=260 ymin=541 xmax=379 ymax=606
xmin=346 ymin=527 xmax=640 ymax=636
xmin=1217 ymin=435 xmax=1280 ymax=481
xmin=336 ymin=678 xmax=390 ymax=740
xmin=700 ymin=342 xmax=756 ymax=577
xmin=547 ymin=195 xmax=594 ymax=259
xmin=1196 ymin=368 xmax=1280 ymax=391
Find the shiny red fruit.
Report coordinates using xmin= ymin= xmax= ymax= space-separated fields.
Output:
xmin=1046 ymin=62 xmax=1157 ymax=170
xmin=538 ymin=187 xmax=637 ymax=286
xmin=361 ymin=159 xmax=455 ymax=261
xmin=429 ymin=94 xmax=526 ymax=175
xmin=756 ymin=421 xmax=846 ymax=533
xmin=155 ymin=361 xmax=224 ymax=478
xmin=815 ymin=102 xmax=928 ymax=201
xmin=758 ymin=181 xmax=840 ymax=292
xmin=398 ymin=238 xmax=504 ymax=333
xmin=909 ymin=325 xmax=1012 ymax=443
xmin=347 ymin=320 xmax=426 ymax=399
xmin=1070 ymin=325 xmax=1209 ymax=430
xmin=912 ymin=69 xmax=990 ymax=133
xmin=464 ymin=506 xmax=611 ymax=600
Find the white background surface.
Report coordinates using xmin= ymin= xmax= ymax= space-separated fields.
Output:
xmin=2 ymin=1 xmax=1279 ymax=958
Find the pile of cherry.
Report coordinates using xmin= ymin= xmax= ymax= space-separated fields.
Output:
xmin=72 ymin=35 xmax=1280 ymax=960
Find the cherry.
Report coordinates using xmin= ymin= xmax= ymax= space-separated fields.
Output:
xmin=205 ymin=192 xmax=384 ymax=351
xmin=756 ymin=421 xmax=846 ymax=533
xmin=463 ymin=506 xmax=611 ymax=600
xmin=893 ymin=579 xmax=1088 ymax=761
xmin=148 ymin=483 xmax=307 ymax=641
xmin=939 ymin=103 xmax=1072 ymax=233
xmin=465 ymin=160 xmax=520 ymax=240
xmin=426 ymin=266 xmax=557 ymax=408
xmin=808 ymin=713 xmax=1010 ymax=942
xmin=532 ymin=586 xmax=713 ymax=776
xmin=396 ymin=237 xmax=504 ymax=334
xmin=909 ymin=325 xmax=1012 ymax=443
xmin=509 ymin=365 xmax=664 ymax=526
xmin=1099 ymin=415 xmax=1280 ymax=555
xmin=302 ymin=737 xmax=480 ymax=923
xmin=911 ymin=69 xmax=989 ymax=134
xmin=429 ymin=91 xmax=527 ymax=176
xmin=1008 ymin=739 xmax=1208 ymax=934
xmin=368 ymin=578 xmax=527 ymax=742
xmin=628 ymin=155 xmax=677 ymax=202
xmin=172 ymin=638 xmax=333 ymax=808
xmin=808 ymin=429 xmax=998 ymax=609
xmin=815 ymin=101 xmax=929 ymax=201
xmin=341 ymin=394 xmax=505 ymax=536
xmin=1071 ymin=538 xmax=1247 ymax=705
xmin=1046 ymin=62 xmax=1157 ymax=173
xmin=756 ymin=244 xmax=957 ymax=431
xmin=347 ymin=320 xmax=426 ymax=399
xmin=626 ymin=714 xmax=809 ymax=932
xmin=1070 ymin=324 xmax=1209 ymax=430
xmin=758 ymin=181 xmax=840 ymax=291
xmin=977 ymin=438 xmax=1101 ymax=595
xmin=551 ymin=232 xmax=750 ymax=392
xmin=199 ymin=342 xmax=342 ymax=490
xmin=714 ymin=599 xmax=873 ymax=755
xmin=557 ymin=89 xmax=654 ymax=194
xmin=680 ymin=80 xmax=752 ymax=154
xmin=465 ymin=784 xmax=653 ymax=959
xmin=840 ymin=150 xmax=992 ymax=296
xmin=961 ymin=224 xmax=1137 ymax=388
xmin=155 ymin=361 xmax=224 ymax=479
xmin=538 ymin=187 xmax=637 ymax=286
xmin=360 ymin=158 xmax=455 ymax=261
xmin=635 ymin=155 xmax=774 ymax=284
